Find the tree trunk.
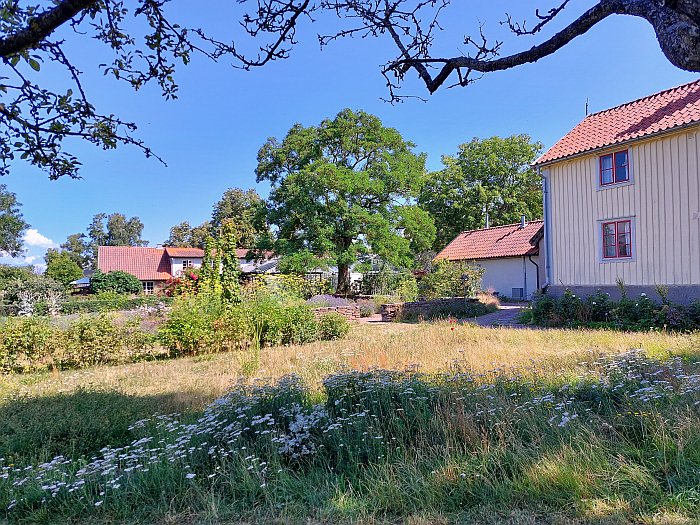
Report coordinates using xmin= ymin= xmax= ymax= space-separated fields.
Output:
xmin=336 ymin=264 xmax=351 ymax=296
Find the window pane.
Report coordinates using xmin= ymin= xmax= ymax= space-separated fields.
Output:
xmin=601 ymin=155 xmax=613 ymax=170
xmin=602 ymin=169 xmax=614 ymax=184
xmin=617 ymin=221 xmax=630 ymax=234
xmin=604 ymin=244 xmax=617 ymax=258
xmin=614 ymin=151 xmax=628 ymax=169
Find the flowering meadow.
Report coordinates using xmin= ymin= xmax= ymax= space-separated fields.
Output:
xmin=2 ymin=323 xmax=700 ymax=523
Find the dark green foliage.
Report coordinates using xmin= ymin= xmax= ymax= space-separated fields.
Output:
xmin=420 ymin=135 xmax=543 ymax=250
xmin=257 ymin=109 xmax=435 ymax=294
xmin=219 ymin=222 xmax=242 ymax=305
xmin=90 ymin=270 xmax=143 ymax=295
xmin=64 ymin=213 xmax=148 ymax=268
xmin=211 ymin=188 xmax=269 ymax=247
xmin=317 ymin=313 xmax=351 ymax=340
xmin=164 ymin=221 xmax=211 ymax=248
xmin=44 ymin=249 xmax=83 ymax=286
xmin=0 ymin=184 xmax=29 ymax=256
xmin=419 ymin=260 xmax=484 ymax=299
xmin=526 ymin=289 xmax=700 ymax=331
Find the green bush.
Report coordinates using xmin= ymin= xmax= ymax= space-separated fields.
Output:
xmin=318 ymin=312 xmax=351 ymax=340
xmin=0 ymin=314 xmax=157 ymax=373
xmin=527 ymin=290 xmax=700 ymax=331
xmin=419 ymin=260 xmax=484 ymax=299
xmin=246 ymin=296 xmax=318 ymax=347
xmin=90 ymin=270 xmax=143 ymax=295
xmin=158 ymin=294 xmax=223 ymax=356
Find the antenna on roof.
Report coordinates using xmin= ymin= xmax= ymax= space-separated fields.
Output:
xmin=585 ymin=97 xmax=589 ymax=116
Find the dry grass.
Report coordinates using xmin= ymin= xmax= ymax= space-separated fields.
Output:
xmin=2 ymin=321 xmax=696 ymax=416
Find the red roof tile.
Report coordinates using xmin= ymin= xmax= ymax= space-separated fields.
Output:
xmin=97 ymin=246 xmax=172 ymax=281
xmin=535 ymin=79 xmax=700 ymax=165
xmin=164 ymin=247 xmax=204 ymax=258
xmin=434 ymin=221 xmax=543 ymax=261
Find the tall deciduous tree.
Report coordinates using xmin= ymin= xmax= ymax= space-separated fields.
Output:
xmin=164 ymin=221 xmax=211 ymax=248
xmin=0 ymin=184 xmax=28 ymax=256
xmin=257 ymin=109 xmax=434 ymax=295
xmin=1 ymin=1 xmax=698 ymax=178
xmin=211 ymin=188 xmax=268 ymax=248
xmin=420 ymin=135 xmax=543 ymax=250
xmin=64 ymin=212 xmax=148 ymax=268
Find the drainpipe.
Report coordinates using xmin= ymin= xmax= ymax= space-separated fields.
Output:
xmin=522 ymin=256 xmax=527 ymax=300
xmin=539 ymin=167 xmax=553 ymax=287
xmin=528 ymin=255 xmax=540 ymax=291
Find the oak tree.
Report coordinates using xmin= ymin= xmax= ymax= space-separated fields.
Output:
xmin=257 ymin=109 xmax=434 ymax=295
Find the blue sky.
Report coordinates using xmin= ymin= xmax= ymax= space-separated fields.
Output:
xmin=1 ymin=0 xmax=697 ymax=268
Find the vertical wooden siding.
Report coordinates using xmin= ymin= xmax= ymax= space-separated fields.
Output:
xmin=547 ymin=129 xmax=700 ymax=286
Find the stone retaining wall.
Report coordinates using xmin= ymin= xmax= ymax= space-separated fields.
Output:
xmin=381 ymin=297 xmax=478 ymax=322
xmin=312 ymin=305 xmax=361 ymax=321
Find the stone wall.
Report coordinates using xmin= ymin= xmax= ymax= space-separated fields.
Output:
xmin=381 ymin=297 xmax=478 ymax=322
xmin=312 ymin=304 xmax=361 ymax=321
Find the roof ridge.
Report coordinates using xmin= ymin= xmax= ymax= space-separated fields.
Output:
xmin=460 ymin=219 xmax=543 ymax=235
xmin=586 ymin=78 xmax=700 ymax=118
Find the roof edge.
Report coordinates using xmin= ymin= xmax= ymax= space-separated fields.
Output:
xmin=533 ymin=120 xmax=700 ymax=167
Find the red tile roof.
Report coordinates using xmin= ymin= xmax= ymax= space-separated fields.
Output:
xmin=535 ymin=79 xmax=700 ymax=165
xmin=434 ymin=221 xmax=543 ymax=261
xmin=97 ymin=246 xmax=172 ymax=281
xmin=164 ymin=247 xmax=204 ymax=258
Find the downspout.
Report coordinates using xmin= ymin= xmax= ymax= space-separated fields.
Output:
xmin=539 ymin=167 xmax=553 ymax=288
xmin=528 ymin=255 xmax=540 ymax=291
xmin=522 ymin=256 xmax=527 ymax=300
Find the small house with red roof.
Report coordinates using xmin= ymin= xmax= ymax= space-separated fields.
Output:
xmin=533 ymin=79 xmax=700 ymax=302
xmin=434 ymin=218 xmax=544 ymax=300
xmin=97 ymin=246 xmax=275 ymax=294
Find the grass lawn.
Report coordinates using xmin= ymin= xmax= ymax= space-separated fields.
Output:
xmin=1 ymin=322 xmax=699 ymax=524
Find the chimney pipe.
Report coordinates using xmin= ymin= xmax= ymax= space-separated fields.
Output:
xmin=485 ymin=212 xmax=490 ymax=229
xmin=520 ymin=215 xmax=527 ymax=229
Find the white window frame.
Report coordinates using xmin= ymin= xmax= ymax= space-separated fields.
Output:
xmin=143 ymin=281 xmax=155 ymax=294
xmin=182 ymin=259 xmax=193 ymax=269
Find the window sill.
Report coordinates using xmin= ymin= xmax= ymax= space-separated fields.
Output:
xmin=597 ymin=180 xmax=634 ymax=191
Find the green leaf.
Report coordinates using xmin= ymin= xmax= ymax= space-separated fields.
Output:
xmin=28 ymin=58 xmax=40 ymax=72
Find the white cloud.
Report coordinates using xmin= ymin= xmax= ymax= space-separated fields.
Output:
xmin=23 ymin=255 xmax=37 ymax=264
xmin=23 ymin=229 xmax=57 ymax=249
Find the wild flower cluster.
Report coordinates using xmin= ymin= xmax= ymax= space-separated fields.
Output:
xmin=3 ymin=349 xmax=700 ymax=520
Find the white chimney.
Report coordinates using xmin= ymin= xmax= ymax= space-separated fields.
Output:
xmin=520 ymin=215 xmax=527 ymax=229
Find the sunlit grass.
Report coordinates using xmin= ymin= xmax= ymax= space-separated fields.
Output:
xmin=1 ymin=322 xmax=699 ymax=524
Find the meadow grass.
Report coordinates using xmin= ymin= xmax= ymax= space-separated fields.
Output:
xmin=1 ymin=322 xmax=699 ymax=524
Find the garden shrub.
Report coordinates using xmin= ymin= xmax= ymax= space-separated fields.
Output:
xmin=396 ymin=300 xmax=495 ymax=323
xmin=158 ymin=294 xmax=223 ymax=356
xmin=318 ymin=312 xmax=350 ymax=340
xmin=0 ymin=314 xmax=157 ymax=373
xmin=419 ymin=260 xmax=484 ymax=299
xmin=359 ymin=269 xmax=418 ymax=301
xmin=306 ymin=294 xmax=352 ymax=308
xmin=89 ymin=270 xmax=143 ymax=295
xmin=527 ymin=289 xmax=700 ymax=331
xmin=246 ymin=296 xmax=318 ymax=347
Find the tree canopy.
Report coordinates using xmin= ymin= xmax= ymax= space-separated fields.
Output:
xmin=211 ymin=188 xmax=268 ymax=247
xmin=0 ymin=184 xmax=28 ymax=256
xmin=257 ymin=108 xmax=434 ymax=294
xmin=0 ymin=1 xmax=697 ymax=179
xmin=164 ymin=221 xmax=211 ymax=249
xmin=44 ymin=249 xmax=83 ymax=286
xmin=62 ymin=212 xmax=148 ymax=268
xmin=420 ymin=135 xmax=543 ymax=250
